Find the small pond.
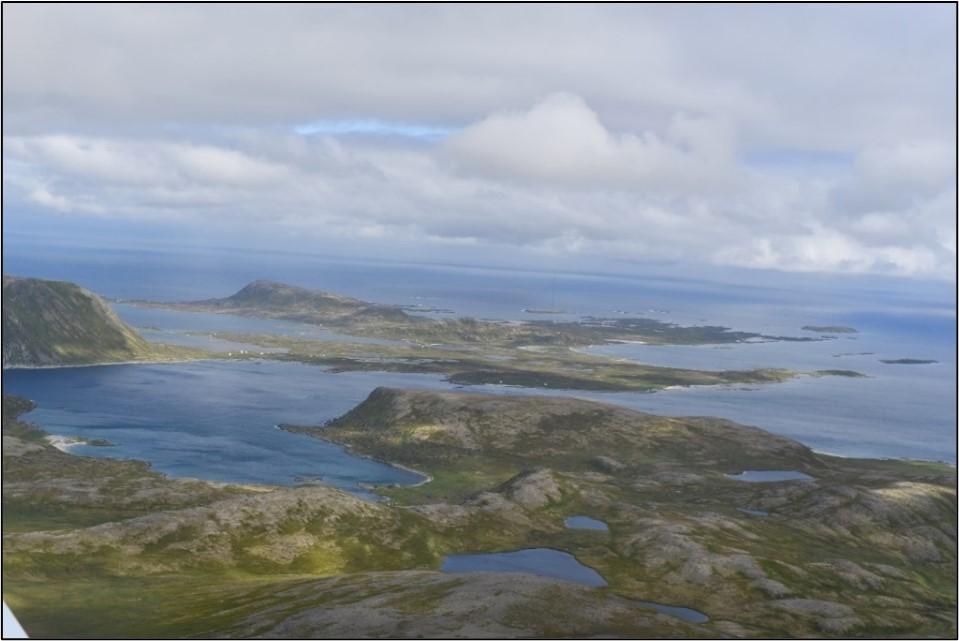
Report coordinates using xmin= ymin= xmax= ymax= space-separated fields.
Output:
xmin=440 ymin=548 xmax=607 ymax=587
xmin=440 ymin=548 xmax=710 ymax=623
xmin=564 ymin=516 xmax=609 ymax=531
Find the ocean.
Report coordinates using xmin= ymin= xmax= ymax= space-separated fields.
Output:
xmin=3 ymin=243 xmax=955 ymax=491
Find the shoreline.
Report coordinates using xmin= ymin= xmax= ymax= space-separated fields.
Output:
xmin=44 ymin=434 xmax=84 ymax=452
xmin=279 ymin=424 xmax=433 ymax=489
xmin=812 ymin=449 xmax=957 ymax=467
xmin=2 ymin=356 xmax=213 ymax=371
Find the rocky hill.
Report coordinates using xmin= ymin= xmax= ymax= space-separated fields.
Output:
xmin=4 ymin=389 xmax=955 ymax=638
xmin=1 ymin=276 xmax=174 ymax=367
xmin=325 ymin=387 xmax=822 ymax=473
xmin=184 ymin=279 xmax=411 ymax=325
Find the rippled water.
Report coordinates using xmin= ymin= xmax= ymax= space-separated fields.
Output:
xmin=2 ymin=361 xmax=447 ymax=492
xmin=579 ymin=322 xmax=956 ymax=463
xmin=4 ymin=247 xmax=955 ymax=472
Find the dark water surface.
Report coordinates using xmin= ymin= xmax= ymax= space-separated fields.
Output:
xmin=4 ymin=246 xmax=955 ymax=469
xmin=564 ymin=516 xmax=609 ymax=531
xmin=440 ymin=548 xmax=607 ymax=587
xmin=2 ymin=361 xmax=448 ymax=492
xmin=440 ymin=548 xmax=709 ymax=623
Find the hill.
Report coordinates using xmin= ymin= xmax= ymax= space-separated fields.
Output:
xmin=324 ymin=387 xmax=822 ymax=474
xmin=186 ymin=279 xmax=411 ymax=325
xmin=3 ymin=389 xmax=955 ymax=637
xmin=2 ymin=276 xmax=191 ymax=367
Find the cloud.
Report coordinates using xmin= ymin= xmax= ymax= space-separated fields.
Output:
xmin=444 ymin=93 xmax=738 ymax=193
xmin=6 ymin=135 xmax=290 ymax=188
xmin=27 ymin=186 xmax=72 ymax=212
xmin=1 ymin=5 xmax=955 ymax=280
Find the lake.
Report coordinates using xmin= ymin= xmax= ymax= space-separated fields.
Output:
xmin=440 ymin=548 xmax=607 ymax=587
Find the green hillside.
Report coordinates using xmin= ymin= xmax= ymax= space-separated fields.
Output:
xmin=2 ymin=276 xmax=191 ymax=367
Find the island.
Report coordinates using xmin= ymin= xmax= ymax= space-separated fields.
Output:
xmin=2 ymin=276 xmax=861 ymax=392
xmin=3 ymin=390 xmax=955 ymax=638
xmin=801 ymin=325 xmax=858 ymax=334
xmin=116 ymin=279 xmax=857 ymax=392
xmin=880 ymin=358 xmax=939 ymax=365
xmin=142 ymin=280 xmax=823 ymax=348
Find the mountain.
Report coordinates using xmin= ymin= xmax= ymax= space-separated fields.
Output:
xmin=186 ymin=279 xmax=411 ymax=325
xmin=2 ymin=276 xmax=164 ymax=367
xmin=204 ymin=279 xmax=366 ymax=313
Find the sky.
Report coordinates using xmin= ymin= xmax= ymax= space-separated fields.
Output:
xmin=2 ymin=4 xmax=956 ymax=281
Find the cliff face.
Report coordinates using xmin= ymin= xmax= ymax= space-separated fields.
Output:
xmin=2 ymin=276 xmax=153 ymax=366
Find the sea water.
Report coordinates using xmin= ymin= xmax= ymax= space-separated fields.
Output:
xmin=4 ymin=245 xmax=955 ymax=474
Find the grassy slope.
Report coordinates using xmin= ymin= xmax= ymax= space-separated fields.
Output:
xmin=2 ymin=276 xmax=201 ymax=367
xmin=2 ymin=395 xmax=689 ymax=638
xmin=315 ymin=388 xmax=957 ymax=637
xmin=3 ymin=389 xmax=955 ymax=638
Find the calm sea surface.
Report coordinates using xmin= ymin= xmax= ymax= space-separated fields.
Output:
xmin=3 ymin=245 xmax=955 ymax=491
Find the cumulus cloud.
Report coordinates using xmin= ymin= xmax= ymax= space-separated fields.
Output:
xmin=1 ymin=4 xmax=955 ymax=279
xmin=444 ymin=93 xmax=738 ymax=193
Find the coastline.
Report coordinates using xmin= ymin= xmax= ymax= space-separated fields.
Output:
xmin=44 ymin=434 xmax=84 ymax=452
xmin=279 ymin=424 xmax=433 ymax=489
xmin=2 ymin=356 xmax=213 ymax=371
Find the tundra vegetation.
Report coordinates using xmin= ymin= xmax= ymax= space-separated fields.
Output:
xmin=2 ymin=276 xmax=201 ymax=367
xmin=4 ymin=277 xmax=951 ymax=638
xmin=3 ymin=390 xmax=955 ymax=638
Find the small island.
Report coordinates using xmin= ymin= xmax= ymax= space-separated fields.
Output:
xmin=523 ymin=308 xmax=567 ymax=315
xmin=880 ymin=358 xmax=938 ymax=365
xmin=801 ymin=325 xmax=858 ymax=334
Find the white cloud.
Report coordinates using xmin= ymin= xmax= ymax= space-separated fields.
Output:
xmin=444 ymin=93 xmax=738 ymax=193
xmin=27 ymin=186 xmax=72 ymax=212
xmin=1 ymin=5 xmax=955 ymax=280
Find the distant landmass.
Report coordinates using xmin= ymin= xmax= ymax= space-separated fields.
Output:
xmin=154 ymin=279 xmax=817 ymax=347
xmin=2 ymin=276 xmax=189 ymax=367
xmin=801 ymin=325 xmax=858 ymax=334
xmin=880 ymin=358 xmax=938 ymax=365
xmin=188 ymin=279 xmax=411 ymax=325
xmin=523 ymin=308 xmax=566 ymax=314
